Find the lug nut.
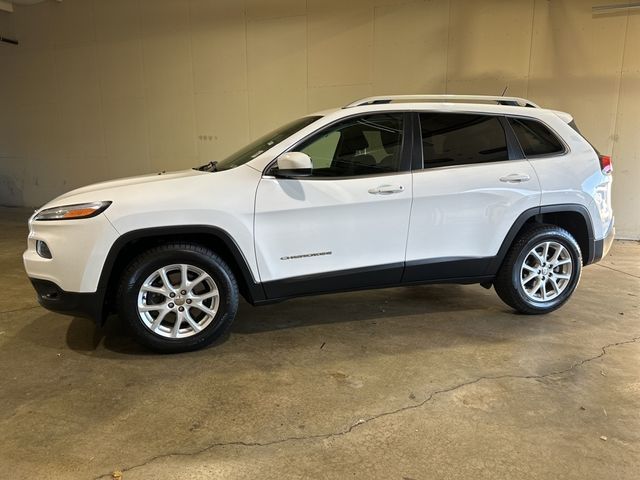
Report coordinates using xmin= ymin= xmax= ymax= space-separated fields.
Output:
xmin=186 ymin=299 xmax=192 ymax=304
xmin=180 ymin=290 xmax=187 ymax=295
xmin=178 ymin=306 xmax=185 ymax=312
xmin=169 ymin=292 xmax=175 ymax=298
xmin=168 ymin=302 xmax=174 ymax=308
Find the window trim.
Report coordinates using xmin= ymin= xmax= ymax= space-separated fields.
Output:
xmin=505 ymin=115 xmax=570 ymax=159
xmin=415 ymin=111 xmax=523 ymax=171
xmin=262 ymin=111 xmax=414 ymax=180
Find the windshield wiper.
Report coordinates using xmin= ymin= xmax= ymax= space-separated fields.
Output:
xmin=194 ymin=161 xmax=218 ymax=172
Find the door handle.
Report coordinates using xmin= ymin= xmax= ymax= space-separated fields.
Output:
xmin=499 ymin=173 xmax=531 ymax=183
xmin=368 ymin=184 xmax=405 ymax=195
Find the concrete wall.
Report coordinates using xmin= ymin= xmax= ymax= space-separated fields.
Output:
xmin=0 ymin=0 xmax=638 ymax=238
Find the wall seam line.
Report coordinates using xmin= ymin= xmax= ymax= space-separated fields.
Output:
xmin=305 ymin=0 xmax=309 ymax=113
xmin=610 ymin=7 xmax=630 ymax=157
xmin=444 ymin=0 xmax=452 ymax=94
xmin=371 ymin=4 xmax=376 ymax=95
xmin=187 ymin=1 xmax=199 ymax=162
xmin=137 ymin=0 xmax=152 ymax=173
xmin=526 ymin=0 xmax=537 ymax=98
xmin=89 ymin=1 xmax=108 ymax=180
xmin=243 ymin=3 xmax=251 ymax=140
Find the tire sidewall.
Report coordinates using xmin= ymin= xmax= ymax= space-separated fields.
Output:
xmin=120 ymin=247 xmax=238 ymax=352
xmin=510 ymin=230 xmax=582 ymax=312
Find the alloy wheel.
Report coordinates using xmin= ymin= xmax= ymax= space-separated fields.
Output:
xmin=137 ymin=264 xmax=220 ymax=338
xmin=520 ymin=241 xmax=573 ymax=302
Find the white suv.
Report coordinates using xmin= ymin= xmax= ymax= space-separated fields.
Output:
xmin=23 ymin=95 xmax=615 ymax=353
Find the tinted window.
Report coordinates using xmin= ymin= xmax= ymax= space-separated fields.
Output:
xmin=509 ymin=117 xmax=564 ymax=157
xmin=294 ymin=113 xmax=404 ymax=177
xmin=420 ymin=113 xmax=509 ymax=168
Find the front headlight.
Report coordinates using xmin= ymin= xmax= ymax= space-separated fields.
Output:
xmin=33 ymin=201 xmax=112 ymax=221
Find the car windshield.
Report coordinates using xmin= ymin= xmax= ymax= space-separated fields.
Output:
xmin=213 ymin=116 xmax=322 ymax=171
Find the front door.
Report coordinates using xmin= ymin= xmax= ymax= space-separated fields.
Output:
xmin=254 ymin=112 xmax=413 ymax=298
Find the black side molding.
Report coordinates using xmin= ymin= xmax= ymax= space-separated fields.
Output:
xmin=487 ymin=206 xmax=540 ymax=275
xmin=540 ymin=204 xmax=595 ymax=264
xmin=262 ymin=263 xmax=404 ymax=300
xmin=487 ymin=204 xmax=596 ymax=274
xmin=262 ymin=259 xmax=495 ymax=303
xmin=402 ymin=257 xmax=491 ymax=283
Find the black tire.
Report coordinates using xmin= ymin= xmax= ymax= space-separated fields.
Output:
xmin=117 ymin=243 xmax=239 ymax=353
xmin=494 ymin=224 xmax=582 ymax=314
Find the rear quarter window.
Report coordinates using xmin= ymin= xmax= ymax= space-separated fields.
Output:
xmin=508 ymin=117 xmax=565 ymax=157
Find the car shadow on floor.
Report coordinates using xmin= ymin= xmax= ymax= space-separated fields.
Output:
xmin=232 ymin=284 xmax=504 ymax=334
xmin=54 ymin=283 xmax=543 ymax=357
xmin=65 ymin=314 xmax=153 ymax=355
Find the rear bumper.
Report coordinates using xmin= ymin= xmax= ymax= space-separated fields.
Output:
xmin=591 ymin=222 xmax=615 ymax=264
xmin=29 ymin=278 xmax=104 ymax=323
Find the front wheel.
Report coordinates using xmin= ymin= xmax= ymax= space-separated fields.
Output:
xmin=494 ymin=224 xmax=582 ymax=314
xmin=117 ymin=243 xmax=239 ymax=353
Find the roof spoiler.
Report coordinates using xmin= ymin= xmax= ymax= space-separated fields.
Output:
xmin=551 ymin=110 xmax=574 ymax=124
xmin=344 ymin=94 xmax=540 ymax=109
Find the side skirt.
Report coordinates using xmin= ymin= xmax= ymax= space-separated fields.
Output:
xmin=262 ymin=263 xmax=404 ymax=300
xmin=403 ymin=257 xmax=492 ymax=283
xmin=259 ymin=258 xmax=495 ymax=304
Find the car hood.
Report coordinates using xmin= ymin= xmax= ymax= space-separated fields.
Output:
xmin=40 ymin=169 xmax=208 ymax=209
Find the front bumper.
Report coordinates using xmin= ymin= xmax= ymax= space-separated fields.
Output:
xmin=30 ymin=278 xmax=104 ymax=323
xmin=23 ymin=213 xmax=119 ymax=293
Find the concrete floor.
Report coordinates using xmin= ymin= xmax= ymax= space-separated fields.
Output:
xmin=1 ymin=206 xmax=638 ymax=480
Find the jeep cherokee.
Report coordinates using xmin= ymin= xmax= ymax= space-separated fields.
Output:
xmin=23 ymin=95 xmax=615 ymax=353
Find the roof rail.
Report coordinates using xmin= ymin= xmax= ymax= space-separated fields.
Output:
xmin=343 ymin=94 xmax=540 ymax=109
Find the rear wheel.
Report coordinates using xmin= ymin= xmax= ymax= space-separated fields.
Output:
xmin=494 ymin=224 xmax=582 ymax=314
xmin=117 ymin=243 xmax=239 ymax=353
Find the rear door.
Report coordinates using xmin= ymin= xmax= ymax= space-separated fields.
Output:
xmin=404 ymin=111 xmax=541 ymax=281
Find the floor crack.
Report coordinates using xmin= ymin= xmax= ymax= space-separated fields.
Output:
xmin=0 ymin=305 xmax=40 ymax=315
xmin=93 ymin=335 xmax=640 ymax=479
xmin=594 ymin=263 xmax=640 ymax=279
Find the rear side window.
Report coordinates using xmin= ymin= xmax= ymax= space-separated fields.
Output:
xmin=508 ymin=117 xmax=565 ymax=157
xmin=419 ymin=113 xmax=509 ymax=168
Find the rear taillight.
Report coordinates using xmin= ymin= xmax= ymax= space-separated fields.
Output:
xmin=599 ymin=155 xmax=612 ymax=175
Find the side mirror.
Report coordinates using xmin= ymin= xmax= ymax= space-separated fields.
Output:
xmin=275 ymin=152 xmax=313 ymax=178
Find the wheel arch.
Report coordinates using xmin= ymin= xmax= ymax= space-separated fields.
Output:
xmin=489 ymin=204 xmax=595 ymax=276
xmin=98 ymin=226 xmax=266 ymax=323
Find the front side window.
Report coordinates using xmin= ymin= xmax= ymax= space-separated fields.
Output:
xmin=508 ymin=117 xmax=565 ymax=157
xmin=294 ymin=113 xmax=405 ymax=177
xmin=420 ymin=113 xmax=509 ymax=168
